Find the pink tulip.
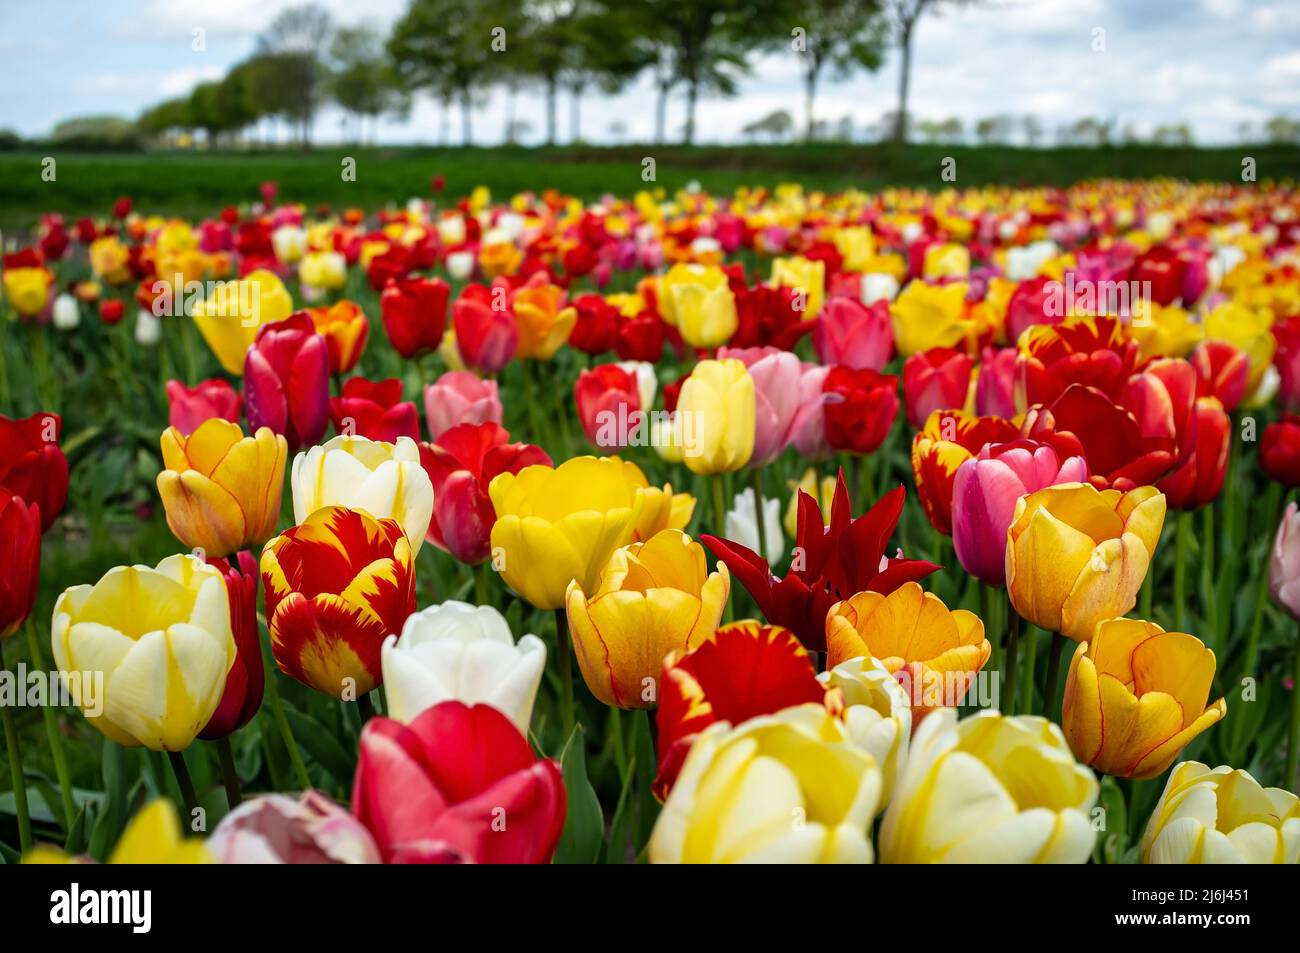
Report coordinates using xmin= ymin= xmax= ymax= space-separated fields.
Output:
xmin=424 ymin=370 xmax=503 ymax=441
xmin=903 ymin=347 xmax=974 ymax=429
xmin=813 ymin=297 xmax=893 ymax=371
xmin=975 ymin=346 xmax=1017 ymax=418
xmin=208 ymin=791 xmax=381 ymax=864
xmin=166 ymin=378 xmax=242 ymax=436
xmin=718 ymin=346 xmax=800 ymax=466
xmin=952 ymin=439 xmax=1089 ymax=586
xmin=789 ymin=363 xmax=833 ymax=459
xmin=1269 ymin=502 xmax=1300 ymax=620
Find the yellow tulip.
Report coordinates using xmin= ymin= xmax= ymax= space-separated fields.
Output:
xmin=621 ymin=460 xmax=695 ymax=540
xmin=784 ymin=468 xmax=837 ymax=538
xmin=676 ymin=358 xmax=755 ymax=475
xmin=299 ymin=250 xmax=347 ymax=290
xmin=1202 ymin=300 xmax=1276 ymax=403
xmin=1141 ymin=761 xmax=1300 ymax=864
xmin=830 ymin=226 xmax=875 ymax=273
xmin=879 ymin=709 xmax=1099 ymax=863
xmin=922 ymin=243 xmax=971 ymax=280
xmin=157 ymin=420 xmax=287 ymax=557
xmin=89 ymin=236 xmax=131 ymax=285
xmin=191 ymin=268 xmax=295 ymax=375
xmin=567 ymin=529 xmax=729 ymax=709
xmin=650 ymin=704 xmax=880 ymax=863
xmin=658 ymin=263 xmax=738 ymax=348
xmin=513 ymin=282 xmax=575 ymax=359
xmin=489 ymin=456 xmax=647 ymax=610
xmin=51 ymin=555 xmax=236 ymax=751
xmin=26 ymin=800 xmax=211 ymax=864
xmin=890 ymin=279 xmax=971 ymax=357
xmin=1062 ymin=618 xmax=1226 ymax=779
xmin=1128 ymin=302 xmax=1202 ymax=360
xmin=3 ymin=266 xmax=52 ymax=317
xmin=825 ymin=582 xmax=990 ymax=715
xmin=820 ymin=656 xmax=911 ymax=808
xmin=771 ymin=255 xmax=825 ymax=318
xmin=1006 ymin=482 xmax=1165 ymax=640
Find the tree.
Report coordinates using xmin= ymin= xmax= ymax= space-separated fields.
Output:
xmin=246 ymin=51 xmax=320 ymax=145
xmin=186 ymin=82 xmax=225 ymax=146
xmin=974 ymin=114 xmax=1011 ymax=145
xmin=1020 ymin=114 xmax=1042 ymax=147
xmin=789 ymin=0 xmax=886 ymax=142
xmin=1265 ymin=115 xmax=1300 ymax=145
xmin=742 ymin=109 xmax=794 ymax=142
xmin=884 ymin=0 xmax=979 ymax=143
xmin=328 ymin=24 xmax=405 ymax=145
xmin=256 ymin=3 xmax=334 ymax=146
xmin=562 ymin=4 xmax=648 ymax=143
xmin=514 ymin=1 xmax=577 ymax=146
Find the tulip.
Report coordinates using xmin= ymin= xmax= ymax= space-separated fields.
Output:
xmin=261 ymin=506 xmax=416 ymax=698
xmin=1141 ymin=762 xmax=1300 ymax=864
xmin=208 ymin=791 xmax=380 ymax=864
xmin=951 ymin=439 xmax=1088 ymax=586
xmin=3 ymin=258 xmax=53 ymax=317
xmin=902 ymin=347 xmax=974 ymax=429
xmin=513 ymin=278 xmax=576 ymax=359
xmin=157 ymin=420 xmax=287 ymax=558
xmin=306 ymin=301 xmax=369 ymax=375
xmin=452 ymin=290 xmax=517 ymax=374
xmin=890 ymin=279 xmax=970 ymax=357
xmin=910 ymin=409 xmax=1020 ymax=536
xmin=330 ymin=377 xmax=420 ymax=443
xmin=922 ymin=242 xmax=970 ymax=280
xmin=1269 ymin=501 xmax=1300 ymax=619
xmin=568 ymin=292 xmax=620 ymax=355
xmin=771 ymin=255 xmax=825 ymax=318
xmin=52 ymin=293 xmax=79 ymax=330
xmin=624 ymin=463 xmax=695 ymax=542
xmin=718 ymin=346 xmax=801 ymax=466
xmin=822 ymin=366 xmax=899 ymax=456
xmin=676 ymin=358 xmax=755 ymax=475
xmin=1014 ymin=314 xmax=1142 ymax=410
xmin=783 ymin=468 xmax=836 ymax=538
xmin=1062 ymin=618 xmax=1225 ymax=779
xmin=291 ymin=434 xmax=433 ymax=554
xmin=813 ymin=297 xmax=893 ymax=371
xmin=381 ymin=601 xmax=544 ymax=732
xmin=819 ymin=656 xmax=911 ymax=808
xmin=724 ymin=486 xmax=784 ymax=566
xmin=654 ymin=620 xmax=826 ymax=798
xmin=424 ymin=370 xmax=503 ymax=441
xmin=879 ymin=709 xmax=1098 ymax=863
xmin=658 ymin=263 xmax=738 ymax=348
xmin=1006 ymin=482 xmax=1166 ymax=640
xmin=0 ymin=411 xmax=68 ymax=532
xmin=1156 ymin=396 xmax=1230 ymax=510
xmin=574 ymin=363 xmax=641 ymax=451
xmin=352 ymin=701 xmax=565 ymax=863
xmin=1203 ymin=300 xmax=1275 ymax=403
xmin=825 ymin=582 xmax=990 ymax=715
xmin=52 ymin=554 xmax=236 ymax=750
xmin=1003 ymin=274 xmax=1059 ymax=343
xmin=567 ymin=529 xmax=729 ymax=709
xmin=789 ymin=363 xmax=833 ymax=459
xmin=165 ymin=378 xmax=242 ymax=436
xmin=299 ymin=250 xmax=346 ymax=291
xmin=1189 ymin=338 xmax=1250 ymax=412
xmin=192 ymin=269 xmax=295 ymax=375
xmin=244 ymin=313 xmax=330 ymax=451
xmin=199 ymin=552 xmax=263 ymax=740
xmin=380 ymin=275 xmax=449 ymax=358
xmin=488 ymin=455 xmax=648 ymax=610
xmin=975 ymin=345 xmax=1017 ymax=418
xmin=0 ymin=491 xmax=40 ymax=639
xmin=732 ymin=283 xmax=813 ymax=350
xmin=650 ymin=704 xmax=880 ymax=863
xmin=861 ymin=272 xmax=900 ymax=305
xmin=1261 ymin=415 xmax=1300 ymax=488
xmin=1274 ymin=315 xmax=1300 ymax=413
xmin=26 ymin=800 xmax=211 ymax=865
xmin=135 ymin=309 xmax=162 ymax=347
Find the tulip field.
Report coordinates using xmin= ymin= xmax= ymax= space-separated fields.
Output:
xmin=2 ymin=166 xmax=1300 ymax=869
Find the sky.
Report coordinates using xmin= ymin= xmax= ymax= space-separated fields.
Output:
xmin=0 ymin=0 xmax=1297 ymax=146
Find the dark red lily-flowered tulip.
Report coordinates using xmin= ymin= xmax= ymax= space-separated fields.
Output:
xmin=574 ymin=363 xmax=640 ymax=451
xmin=452 ymin=286 xmax=517 ymax=374
xmin=380 ymin=276 xmax=450 ymax=359
xmin=352 ymin=701 xmax=566 ymax=864
xmin=0 ymin=411 xmax=68 ymax=533
xmin=0 ymin=490 xmax=41 ymax=638
xmin=330 ymin=377 xmax=420 ymax=443
xmin=1261 ymin=415 xmax=1300 ymax=488
xmin=244 ymin=314 xmax=330 ymax=451
xmin=165 ymin=378 xmax=242 ymax=436
xmin=703 ymin=473 xmax=939 ymax=652
xmin=1191 ymin=338 xmax=1250 ymax=413
xmin=1157 ymin=397 xmax=1230 ymax=510
xmin=822 ymin=366 xmax=899 ymax=455
xmin=903 ymin=347 xmax=974 ymax=429
xmin=200 ymin=551 xmax=263 ymax=739
xmin=418 ymin=422 xmax=551 ymax=565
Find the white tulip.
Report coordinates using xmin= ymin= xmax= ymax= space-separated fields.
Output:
xmin=381 ymin=601 xmax=545 ymax=731
xmin=437 ymin=215 xmax=467 ymax=246
xmin=725 ymin=486 xmax=784 ymax=566
xmin=860 ymin=272 xmax=900 ymax=306
xmin=52 ymin=293 xmax=80 ymax=330
xmin=134 ymin=309 xmax=162 ymax=347
xmin=271 ymin=225 xmax=307 ymax=264
xmin=616 ymin=360 xmax=658 ymax=411
xmin=445 ymin=249 xmax=475 ymax=281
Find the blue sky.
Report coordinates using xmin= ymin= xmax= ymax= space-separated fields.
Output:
xmin=1 ymin=0 xmax=1297 ymax=145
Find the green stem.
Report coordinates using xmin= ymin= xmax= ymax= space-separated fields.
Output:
xmin=609 ymin=706 xmax=628 ymax=782
xmin=1239 ymin=486 xmax=1288 ymax=684
xmin=25 ymin=622 xmax=76 ymax=831
xmin=981 ymin=583 xmax=1000 ymax=675
xmin=750 ymin=467 xmax=769 ymax=564
xmin=1139 ymin=561 xmax=1154 ymax=620
xmin=0 ymin=640 xmax=32 ymax=852
xmin=554 ymin=608 xmax=575 ymax=739
xmin=1173 ymin=510 xmax=1190 ymax=632
xmin=1003 ymin=599 xmax=1021 ymax=715
xmin=260 ymin=636 xmax=312 ymax=791
xmin=1287 ymin=637 xmax=1300 ymax=792
xmin=167 ymin=749 xmax=198 ymax=819
xmin=1201 ymin=504 xmax=1217 ymax=647
xmin=214 ymin=737 xmax=243 ymax=809
xmin=355 ymin=693 xmax=376 ymax=724
xmin=1044 ymin=632 xmax=1067 ymax=720
xmin=1021 ymin=627 xmax=1039 ymax=714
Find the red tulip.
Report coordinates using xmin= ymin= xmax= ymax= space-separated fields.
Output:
xmin=380 ymin=276 xmax=450 ymax=359
xmin=352 ymin=701 xmax=566 ymax=864
xmin=1261 ymin=416 xmax=1300 ymax=488
xmin=452 ymin=287 xmax=517 ymax=374
xmin=822 ymin=366 xmax=899 ymax=455
xmin=903 ymin=347 xmax=974 ymax=429
xmin=1119 ymin=357 xmax=1199 ymax=468
xmin=165 ymin=378 xmax=242 ymax=436
xmin=419 ymin=422 xmax=551 ymax=564
xmin=330 ymin=377 xmax=420 ymax=443
xmin=1192 ymin=339 xmax=1249 ymax=413
xmin=703 ymin=474 xmax=938 ymax=652
xmin=0 ymin=490 xmax=41 ymax=638
xmin=975 ymin=345 xmax=1017 ymax=418
xmin=1004 ymin=275 xmax=1061 ymax=344
xmin=200 ymin=551 xmax=263 ymax=739
xmin=813 ymin=297 xmax=892 ymax=371
xmin=732 ymin=283 xmax=814 ymax=351
xmin=99 ymin=299 xmax=125 ymax=325
xmin=1014 ymin=314 xmax=1143 ymax=410
xmin=112 ymin=196 xmax=132 ymax=219
xmin=655 ymin=621 xmax=825 ymax=798
xmin=568 ymin=292 xmax=620 ymax=356
xmin=0 ymin=411 xmax=68 ymax=532
xmin=1274 ymin=316 xmax=1300 ymax=413
xmin=614 ymin=311 xmax=671 ymax=363
xmin=574 ymin=363 xmax=641 ymax=451
xmin=1158 ymin=397 xmax=1230 ymax=510
xmin=244 ymin=313 xmax=330 ymax=451
xmin=1131 ymin=244 xmax=1187 ymax=306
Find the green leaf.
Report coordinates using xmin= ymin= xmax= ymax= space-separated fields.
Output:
xmin=64 ymin=801 xmax=90 ymax=855
xmin=602 ymin=758 xmax=636 ymax=865
xmin=553 ymin=725 xmax=603 ymax=865
xmin=283 ymin=705 xmax=355 ymax=786
xmin=632 ymin=710 xmax=659 ymax=851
